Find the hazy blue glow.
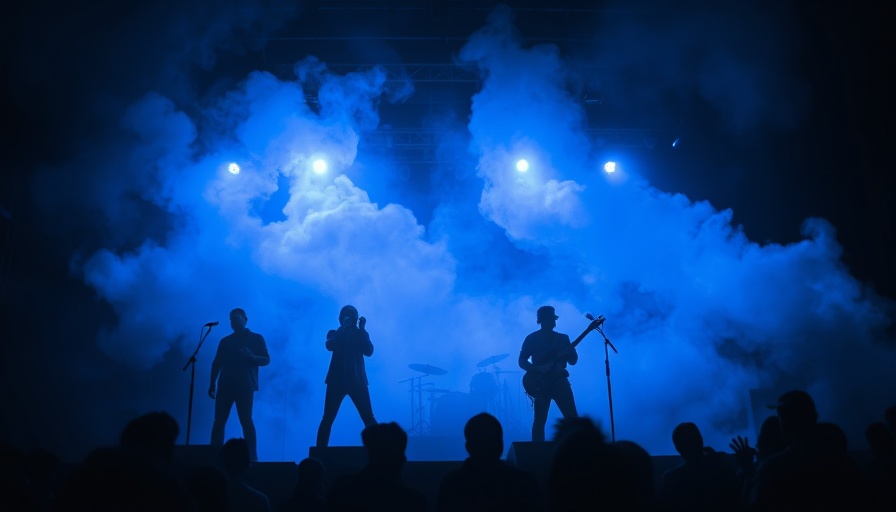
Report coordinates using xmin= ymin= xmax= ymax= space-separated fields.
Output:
xmin=30 ymin=4 xmax=891 ymax=462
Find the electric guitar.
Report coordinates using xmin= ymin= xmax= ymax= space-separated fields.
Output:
xmin=522 ymin=315 xmax=605 ymax=399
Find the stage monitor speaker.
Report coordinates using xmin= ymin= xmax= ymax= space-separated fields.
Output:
xmin=171 ymin=444 xmax=222 ymax=476
xmin=307 ymin=446 xmax=367 ymax=484
xmin=506 ymin=441 xmax=557 ymax=468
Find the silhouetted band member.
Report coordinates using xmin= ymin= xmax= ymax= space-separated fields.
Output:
xmin=209 ymin=308 xmax=270 ymax=461
xmin=518 ymin=305 xmax=579 ymax=442
xmin=316 ymin=305 xmax=377 ymax=447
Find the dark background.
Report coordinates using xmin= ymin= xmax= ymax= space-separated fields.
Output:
xmin=1 ymin=0 xmax=893 ymax=461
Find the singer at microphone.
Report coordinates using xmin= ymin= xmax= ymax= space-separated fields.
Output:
xmin=208 ymin=308 xmax=270 ymax=461
xmin=316 ymin=305 xmax=377 ymax=448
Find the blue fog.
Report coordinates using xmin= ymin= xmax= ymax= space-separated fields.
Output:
xmin=18 ymin=3 xmax=895 ymax=461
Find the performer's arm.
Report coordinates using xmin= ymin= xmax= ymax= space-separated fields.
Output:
xmin=360 ymin=330 xmax=374 ymax=357
xmin=518 ymin=338 xmax=535 ymax=372
xmin=253 ymin=335 xmax=270 ymax=366
xmin=237 ymin=337 xmax=270 ymax=366
xmin=208 ymin=344 xmax=222 ymax=398
xmin=325 ymin=328 xmax=340 ymax=351
xmin=565 ymin=334 xmax=579 ymax=365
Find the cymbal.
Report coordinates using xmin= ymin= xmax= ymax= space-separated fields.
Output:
xmin=408 ymin=363 xmax=447 ymax=375
xmin=477 ymin=353 xmax=509 ymax=367
xmin=424 ymin=388 xmax=452 ymax=393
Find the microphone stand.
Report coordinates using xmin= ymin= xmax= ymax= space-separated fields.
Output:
xmin=182 ymin=323 xmax=214 ymax=445
xmin=596 ymin=324 xmax=618 ymax=442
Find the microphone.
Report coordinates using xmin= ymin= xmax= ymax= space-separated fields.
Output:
xmin=585 ymin=313 xmax=606 ymax=326
xmin=586 ymin=313 xmax=616 ymax=353
xmin=204 ymin=321 xmax=219 ymax=327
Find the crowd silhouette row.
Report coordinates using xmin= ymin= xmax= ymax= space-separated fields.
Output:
xmin=1 ymin=389 xmax=894 ymax=511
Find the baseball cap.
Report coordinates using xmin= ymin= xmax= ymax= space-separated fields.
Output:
xmin=767 ymin=390 xmax=816 ymax=415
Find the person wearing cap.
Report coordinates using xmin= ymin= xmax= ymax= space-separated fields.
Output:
xmin=316 ymin=305 xmax=377 ymax=448
xmin=749 ymin=389 xmax=864 ymax=510
xmin=208 ymin=307 xmax=270 ymax=462
xmin=518 ymin=305 xmax=579 ymax=442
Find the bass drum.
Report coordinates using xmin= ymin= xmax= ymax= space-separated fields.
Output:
xmin=431 ymin=392 xmax=486 ymax=437
xmin=469 ymin=371 xmax=498 ymax=399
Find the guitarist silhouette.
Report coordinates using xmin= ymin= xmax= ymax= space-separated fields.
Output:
xmin=519 ymin=306 xmax=603 ymax=442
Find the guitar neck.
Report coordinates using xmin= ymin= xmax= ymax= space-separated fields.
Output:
xmin=569 ymin=326 xmax=594 ymax=350
xmin=546 ymin=325 xmax=595 ymax=365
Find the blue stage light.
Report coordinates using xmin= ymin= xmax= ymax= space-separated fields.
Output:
xmin=228 ymin=163 xmax=240 ymax=175
xmin=516 ymin=159 xmax=529 ymax=172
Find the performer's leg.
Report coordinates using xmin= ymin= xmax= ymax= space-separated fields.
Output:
xmin=234 ymin=388 xmax=257 ymax=461
xmin=532 ymin=395 xmax=551 ymax=442
xmin=316 ymin=385 xmax=346 ymax=448
xmin=553 ymin=379 xmax=579 ymax=419
xmin=347 ymin=385 xmax=377 ymax=427
xmin=211 ymin=388 xmax=235 ymax=446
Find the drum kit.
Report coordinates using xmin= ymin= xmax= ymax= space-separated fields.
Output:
xmin=401 ymin=354 xmax=521 ymax=437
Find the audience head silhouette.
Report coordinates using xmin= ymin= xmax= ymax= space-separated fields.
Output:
xmin=361 ymin=422 xmax=407 ymax=470
xmin=552 ymin=416 xmax=605 ymax=444
xmin=185 ymin=464 xmax=229 ymax=512
xmin=464 ymin=412 xmax=504 ymax=460
xmin=884 ymin=405 xmax=896 ymax=433
xmin=219 ymin=438 xmax=271 ymax=510
xmin=817 ymin=421 xmax=849 ymax=456
xmin=220 ymin=437 xmax=251 ymax=477
xmin=672 ymin=422 xmax=704 ymax=460
xmin=118 ymin=411 xmax=179 ymax=464
xmin=296 ymin=457 xmax=325 ymax=493
xmin=614 ymin=440 xmax=658 ymax=501
xmin=769 ymin=389 xmax=818 ymax=442
xmin=549 ymin=416 xmax=638 ymax=510
xmin=865 ymin=421 xmax=894 ymax=458
xmin=55 ymin=411 xmax=191 ymax=511
xmin=328 ymin=422 xmax=427 ymax=511
xmin=280 ymin=457 xmax=326 ymax=512
xmin=756 ymin=415 xmax=786 ymax=460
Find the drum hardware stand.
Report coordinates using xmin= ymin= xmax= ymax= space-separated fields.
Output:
xmin=493 ymin=367 xmax=523 ymax=434
xmin=399 ymin=375 xmax=433 ymax=436
xmin=401 ymin=363 xmax=447 ymax=436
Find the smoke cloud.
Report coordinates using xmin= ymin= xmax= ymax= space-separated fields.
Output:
xmin=9 ymin=2 xmax=893 ymax=461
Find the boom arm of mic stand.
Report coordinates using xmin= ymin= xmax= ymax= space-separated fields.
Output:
xmin=183 ymin=324 xmax=213 ymax=371
xmin=596 ymin=326 xmax=617 ymax=354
